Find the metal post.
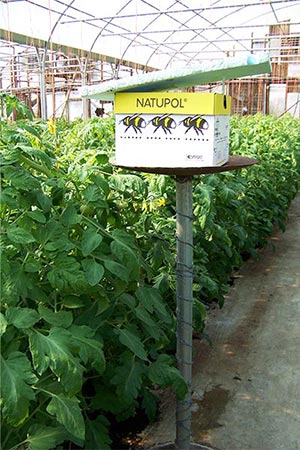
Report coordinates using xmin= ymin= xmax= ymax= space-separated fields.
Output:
xmin=36 ymin=49 xmax=47 ymax=120
xmin=40 ymin=62 xmax=47 ymax=120
xmin=175 ymin=176 xmax=194 ymax=450
xmin=82 ymin=58 xmax=89 ymax=120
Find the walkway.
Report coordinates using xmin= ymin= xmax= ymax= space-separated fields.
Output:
xmin=140 ymin=193 xmax=300 ymax=450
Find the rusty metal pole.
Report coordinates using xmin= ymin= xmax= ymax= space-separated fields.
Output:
xmin=175 ymin=176 xmax=194 ymax=450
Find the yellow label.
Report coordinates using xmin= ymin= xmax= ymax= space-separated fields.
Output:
xmin=115 ymin=92 xmax=231 ymax=115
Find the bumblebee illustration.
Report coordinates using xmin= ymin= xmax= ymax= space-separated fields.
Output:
xmin=180 ymin=115 xmax=209 ymax=135
xmin=150 ymin=114 xmax=176 ymax=134
xmin=120 ymin=114 xmax=146 ymax=133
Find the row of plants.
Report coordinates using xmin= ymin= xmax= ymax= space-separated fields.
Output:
xmin=1 ymin=96 xmax=300 ymax=449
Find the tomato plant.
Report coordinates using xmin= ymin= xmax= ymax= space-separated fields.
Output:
xmin=1 ymin=98 xmax=300 ymax=449
xmin=0 ymin=112 xmax=185 ymax=450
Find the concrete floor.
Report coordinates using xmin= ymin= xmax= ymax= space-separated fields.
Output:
xmin=140 ymin=194 xmax=300 ymax=450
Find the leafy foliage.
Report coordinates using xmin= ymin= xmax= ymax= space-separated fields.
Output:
xmin=0 ymin=93 xmax=33 ymax=120
xmin=1 ymin=352 xmax=37 ymax=425
xmin=1 ymin=104 xmax=300 ymax=449
xmin=0 ymin=113 xmax=183 ymax=449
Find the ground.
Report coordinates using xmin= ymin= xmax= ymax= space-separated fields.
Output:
xmin=139 ymin=194 xmax=300 ymax=450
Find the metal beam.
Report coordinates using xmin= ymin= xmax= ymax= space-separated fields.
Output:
xmin=0 ymin=29 xmax=156 ymax=72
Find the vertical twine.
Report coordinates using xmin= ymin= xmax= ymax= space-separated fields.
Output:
xmin=175 ymin=176 xmax=194 ymax=450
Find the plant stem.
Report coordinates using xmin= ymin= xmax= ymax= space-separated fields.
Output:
xmin=18 ymin=153 xmax=53 ymax=178
xmin=7 ymin=438 xmax=28 ymax=450
xmin=2 ymin=429 xmax=13 ymax=448
xmin=81 ymin=215 xmax=111 ymax=239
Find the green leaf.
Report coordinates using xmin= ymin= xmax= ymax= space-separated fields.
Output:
xmin=46 ymin=393 xmax=85 ymax=441
xmin=135 ymin=305 xmax=158 ymax=338
xmin=0 ymin=187 xmax=17 ymax=207
xmin=149 ymin=174 xmax=168 ymax=195
xmin=19 ymin=123 xmax=42 ymax=139
xmin=82 ymin=258 xmax=104 ymax=286
xmin=26 ymin=424 xmax=67 ymax=450
xmin=1 ymin=352 xmax=37 ymax=425
xmin=83 ymin=184 xmax=102 ymax=203
xmin=2 ymin=264 xmax=32 ymax=299
xmin=96 ymin=294 xmax=110 ymax=315
xmin=111 ymin=174 xmax=146 ymax=195
xmin=111 ymin=229 xmax=140 ymax=277
xmin=7 ymin=225 xmax=36 ymax=244
xmin=38 ymin=305 xmax=73 ymax=328
xmin=104 ymin=260 xmax=129 ymax=282
xmin=24 ymin=261 xmax=41 ymax=272
xmin=149 ymin=354 xmax=187 ymax=400
xmin=70 ymin=325 xmax=106 ymax=374
xmin=136 ymin=287 xmax=171 ymax=324
xmin=85 ymin=416 xmax=112 ymax=450
xmin=36 ymin=191 xmax=52 ymax=212
xmin=193 ymin=299 xmax=207 ymax=322
xmin=61 ymin=204 xmax=80 ymax=227
xmin=44 ymin=238 xmax=75 ymax=252
xmin=47 ymin=256 xmax=87 ymax=291
xmin=2 ymin=165 xmax=39 ymax=191
xmin=111 ymin=357 xmax=145 ymax=401
xmin=90 ymin=387 xmax=123 ymax=415
xmin=62 ymin=295 xmax=86 ymax=309
xmin=27 ymin=209 xmax=47 ymax=223
xmin=135 ymin=287 xmax=155 ymax=313
xmin=141 ymin=388 xmax=158 ymax=422
xmin=118 ymin=329 xmax=148 ymax=361
xmin=0 ymin=312 xmax=8 ymax=336
xmin=119 ymin=293 xmax=136 ymax=309
xmin=18 ymin=144 xmax=53 ymax=170
xmin=29 ymin=328 xmax=84 ymax=394
xmin=111 ymin=239 xmax=139 ymax=276
xmin=90 ymin=173 xmax=110 ymax=197
xmin=151 ymin=241 xmax=165 ymax=271
xmin=81 ymin=228 xmax=103 ymax=256
xmin=6 ymin=306 xmax=40 ymax=329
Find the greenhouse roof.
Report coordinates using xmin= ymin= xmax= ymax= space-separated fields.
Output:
xmin=1 ymin=0 xmax=300 ymax=70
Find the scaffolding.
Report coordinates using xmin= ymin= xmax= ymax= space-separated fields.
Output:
xmin=0 ymin=29 xmax=155 ymax=119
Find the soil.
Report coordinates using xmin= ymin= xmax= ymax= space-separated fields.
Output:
xmin=138 ymin=194 xmax=300 ymax=450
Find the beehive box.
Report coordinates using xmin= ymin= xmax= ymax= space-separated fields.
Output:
xmin=114 ymin=91 xmax=231 ymax=168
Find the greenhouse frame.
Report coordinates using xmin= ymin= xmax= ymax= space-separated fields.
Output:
xmin=0 ymin=0 xmax=299 ymax=119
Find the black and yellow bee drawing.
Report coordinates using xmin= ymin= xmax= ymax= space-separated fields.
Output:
xmin=150 ymin=114 xmax=176 ymax=134
xmin=120 ymin=114 xmax=146 ymax=133
xmin=180 ymin=115 xmax=209 ymax=135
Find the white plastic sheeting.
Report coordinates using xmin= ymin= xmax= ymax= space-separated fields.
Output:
xmin=1 ymin=0 xmax=300 ymax=69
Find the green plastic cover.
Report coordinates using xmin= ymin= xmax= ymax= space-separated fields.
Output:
xmin=80 ymin=53 xmax=271 ymax=101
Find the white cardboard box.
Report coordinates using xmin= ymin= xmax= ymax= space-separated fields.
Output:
xmin=114 ymin=92 xmax=231 ymax=168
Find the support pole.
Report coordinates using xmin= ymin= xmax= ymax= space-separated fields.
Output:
xmin=114 ymin=158 xmax=258 ymax=450
xmin=36 ymin=49 xmax=47 ymax=120
xmin=175 ymin=176 xmax=194 ymax=450
xmin=82 ymin=58 xmax=90 ymax=120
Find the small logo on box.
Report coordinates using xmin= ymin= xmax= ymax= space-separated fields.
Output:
xmin=186 ymin=154 xmax=204 ymax=160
